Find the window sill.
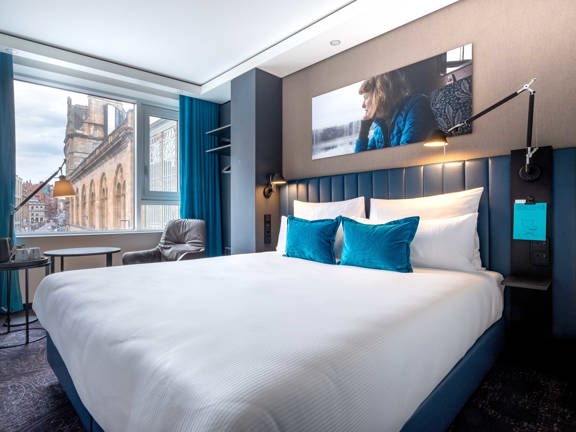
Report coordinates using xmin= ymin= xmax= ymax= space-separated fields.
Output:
xmin=17 ymin=230 xmax=163 ymax=240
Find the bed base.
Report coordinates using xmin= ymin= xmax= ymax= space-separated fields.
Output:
xmin=47 ymin=336 xmax=105 ymax=432
xmin=47 ymin=318 xmax=504 ymax=432
xmin=401 ymin=318 xmax=505 ymax=431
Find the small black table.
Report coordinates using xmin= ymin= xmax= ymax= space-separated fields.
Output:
xmin=44 ymin=247 xmax=121 ymax=272
xmin=0 ymin=257 xmax=50 ymax=349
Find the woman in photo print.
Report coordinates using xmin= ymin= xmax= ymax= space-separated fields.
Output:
xmin=355 ymin=70 xmax=437 ymax=152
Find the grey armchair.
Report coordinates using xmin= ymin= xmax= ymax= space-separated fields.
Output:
xmin=122 ymin=219 xmax=206 ymax=265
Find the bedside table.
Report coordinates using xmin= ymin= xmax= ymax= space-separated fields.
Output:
xmin=503 ymin=275 xmax=552 ymax=341
xmin=0 ymin=257 xmax=50 ymax=349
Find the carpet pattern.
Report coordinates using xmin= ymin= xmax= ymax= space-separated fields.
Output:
xmin=0 ymin=319 xmax=82 ymax=432
xmin=449 ymin=355 xmax=576 ymax=431
xmin=1 ymin=317 xmax=575 ymax=432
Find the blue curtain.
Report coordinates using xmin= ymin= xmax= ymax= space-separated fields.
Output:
xmin=179 ymin=95 xmax=223 ymax=257
xmin=0 ymin=53 xmax=23 ymax=313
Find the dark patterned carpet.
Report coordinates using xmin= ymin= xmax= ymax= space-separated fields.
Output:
xmin=449 ymin=339 xmax=576 ymax=432
xmin=1 ymin=314 xmax=575 ymax=432
xmin=0 ymin=315 xmax=82 ymax=432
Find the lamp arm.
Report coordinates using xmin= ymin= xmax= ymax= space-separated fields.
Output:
xmin=526 ymin=90 xmax=535 ymax=149
xmin=447 ymin=78 xmax=536 ymax=135
xmin=13 ymin=159 xmax=65 ymax=214
xmin=521 ymin=90 xmax=539 ymax=178
xmin=8 ymin=159 xmax=66 ymax=245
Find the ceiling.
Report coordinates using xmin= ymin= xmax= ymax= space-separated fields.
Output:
xmin=0 ymin=0 xmax=458 ymax=103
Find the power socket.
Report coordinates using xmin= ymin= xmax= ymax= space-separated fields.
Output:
xmin=264 ymin=214 xmax=272 ymax=244
xmin=530 ymin=240 xmax=550 ymax=266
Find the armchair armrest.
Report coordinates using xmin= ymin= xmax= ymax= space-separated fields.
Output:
xmin=122 ymin=248 xmax=162 ymax=265
xmin=177 ymin=249 xmax=206 ymax=261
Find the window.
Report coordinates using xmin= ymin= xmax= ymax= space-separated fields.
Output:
xmin=13 ymin=80 xmax=179 ymax=234
xmin=139 ymin=105 xmax=180 ymax=230
xmin=445 ymin=43 xmax=472 ymax=74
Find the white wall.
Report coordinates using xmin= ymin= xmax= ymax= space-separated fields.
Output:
xmin=19 ymin=231 xmax=161 ymax=301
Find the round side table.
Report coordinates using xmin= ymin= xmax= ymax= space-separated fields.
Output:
xmin=44 ymin=247 xmax=121 ymax=272
xmin=0 ymin=257 xmax=50 ymax=349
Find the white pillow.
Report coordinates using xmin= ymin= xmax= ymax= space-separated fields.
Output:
xmin=369 ymin=187 xmax=483 ymax=221
xmin=276 ymin=215 xmax=288 ymax=253
xmin=293 ymin=197 xmax=365 ymax=259
xmin=411 ymin=214 xmax=480 ymax=271
xmin=294 ymin=196 xmax=365 ymax=220
xmin=276 ymin=197 xmax=366 ymax=257
xmin=369 ymin=188 xmax=484 ymax=269
xmin=353 ymin=214 xmax=481 ymax=272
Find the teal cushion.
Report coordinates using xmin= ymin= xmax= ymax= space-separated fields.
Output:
xmin=285 ymin=215 xmax=341 ymax=264
xmin=340 ymin=216 xmax=420 ymax=272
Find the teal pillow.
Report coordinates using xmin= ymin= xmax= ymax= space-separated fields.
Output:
xmin=285 ymin=215 xmax=341 ymax=264
xmin=340 ymin=216 xmax=420 ymax=272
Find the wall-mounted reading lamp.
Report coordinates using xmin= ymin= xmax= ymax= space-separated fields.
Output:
xmin=263 ymin=173 xmax=287 ymax=199
xmin=425 ymin=78 xmax=539 ymax=182
xmin=7 ymin=159 xmax=75 ymax=248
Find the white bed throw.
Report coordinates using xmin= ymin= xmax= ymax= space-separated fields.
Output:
xmin=34 ymin=252 xmax=503 ymax=432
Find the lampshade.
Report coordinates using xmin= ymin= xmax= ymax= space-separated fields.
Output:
xmin=270 ymin=173 xmax=287 ymax=185
xmin=423 ymin=129 xmax=449 ymax=147
xmin=53 ymin=175 xmax=76 ymax=198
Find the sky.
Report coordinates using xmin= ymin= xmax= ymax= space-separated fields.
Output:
xmin=14 ymin=81 xmax=87 ymax=184
xmin=312 ymin=80 xmax=364 ymax=131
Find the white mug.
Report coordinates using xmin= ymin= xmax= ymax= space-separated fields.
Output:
xmin=13 ymin=248 xmax=30 ymax=262
xmin=29 ymin=247 xmax=41 ymax=260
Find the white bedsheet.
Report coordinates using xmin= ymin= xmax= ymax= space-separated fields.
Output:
xmin=34 ymin=252 xmax=503 ymax=432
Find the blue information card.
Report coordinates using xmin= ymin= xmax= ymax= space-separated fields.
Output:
xmin=513 ymin=202 xmax=547 ymax=241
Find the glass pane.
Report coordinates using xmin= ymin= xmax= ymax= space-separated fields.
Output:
xmin=14 ymin=80 xmax=135 ymax=233
xmin=140 ymin=204 xmax=180 ymax=230
xmin=148 ymin=116 xmax=178 ymax=192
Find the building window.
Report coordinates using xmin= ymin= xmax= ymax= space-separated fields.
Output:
xmin=13 ymin=80 xmax=178 ymax=234
xmin=81 ymin=185 xmax=87 ymax=227
xmin=114 ymin=164 xmax=125 ymax=229
xmin=89 ymin=180 xmax=96 ymax=229
xmin=99 ymin=174 xmax=108 ymax=229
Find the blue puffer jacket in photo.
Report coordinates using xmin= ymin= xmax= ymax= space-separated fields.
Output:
xmin=355 ymin=93 xmax=438 ymax=152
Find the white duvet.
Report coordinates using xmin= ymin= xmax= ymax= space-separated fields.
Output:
xmin=34 ymin=252 xmax=503 ymax=432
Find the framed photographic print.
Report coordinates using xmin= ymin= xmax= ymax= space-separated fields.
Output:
xmin=312 ymin=44 xmax=472 ymax=160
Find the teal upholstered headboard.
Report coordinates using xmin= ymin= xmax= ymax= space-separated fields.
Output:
xmin=279 ymin=149 xmax=576 ymax=339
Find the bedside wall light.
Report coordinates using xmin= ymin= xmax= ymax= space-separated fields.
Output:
xmin=425 ymin=78 xmax=539 ymax=181
xmin=263 ymin=173 xmax=286 ymax=199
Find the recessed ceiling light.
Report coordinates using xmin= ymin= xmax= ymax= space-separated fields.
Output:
xmin=330 ymin=39 xmax=341 ymax=47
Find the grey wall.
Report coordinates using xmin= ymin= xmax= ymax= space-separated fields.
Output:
xmin=219 ymin=101 xmax=231 ymax=254
xmin=231 ymin=69 xmax=282 ymax=253
xmin=283 ymin=0 xmax=576 ymax=179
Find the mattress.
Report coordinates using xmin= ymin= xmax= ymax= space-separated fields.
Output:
xmin=33 ymin=252 xmax=503 ymax=432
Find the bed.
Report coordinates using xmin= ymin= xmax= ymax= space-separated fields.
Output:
xmin=35 ymin=155 xmax=516 ymax=432
xmin=35 ymin=253 xmax=503 ymax=432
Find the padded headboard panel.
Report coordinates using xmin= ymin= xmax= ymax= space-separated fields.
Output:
xmin=280 ymin=156 xmax=511 ymax=275
xmin=280 ymin=148 xmax=576 ymax=339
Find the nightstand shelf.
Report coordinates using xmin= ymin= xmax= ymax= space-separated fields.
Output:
xmin=503 ymin=275 xmax=551 ymax=291
xmin=504 ymin=275 xmax=552 ymax=341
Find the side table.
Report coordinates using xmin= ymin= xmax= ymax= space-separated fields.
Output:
xmin=0 ymin=257 xmax=50 ymax=349
xmin=503 ymin=275 xmax=552 ymax=340
xmin=44 ymin=247 xmax=121 ymax=272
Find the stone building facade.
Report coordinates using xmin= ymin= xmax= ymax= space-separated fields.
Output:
xmin=65 ymin=97 xmax=135 ymax=231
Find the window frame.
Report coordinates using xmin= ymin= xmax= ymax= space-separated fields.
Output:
xmin=138 ymin=104 xmax=180 ymax=202
xmin=13 ymin=77 xmax=180 ymax=235
xmin=136 ymin=104 xmax=180 ymax=231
